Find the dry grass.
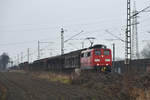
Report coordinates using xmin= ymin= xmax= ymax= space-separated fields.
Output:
xmin=32 ymin=72 xmax=71 ymax=84
xmin=0 ymin=83 xmax=7 ymax=100
xmin=131 ymin=88 xmax=150 ymax=100
xmin=9 ymin=70 xmax=26 ymax=73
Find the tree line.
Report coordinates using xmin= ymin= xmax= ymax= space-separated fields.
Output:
xmin=0 ymin=53 xmax=10 ymax=71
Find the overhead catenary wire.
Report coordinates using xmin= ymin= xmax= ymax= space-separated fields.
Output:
xmin=12 ymin=42 xmax=58 ymax=64
xmin=105 ymin=30 xmax=125 ymax=42
xmin=67 ymin=43 xmax=80 ymax=50
xmin=131 ymin=5 xmax=150 ymax=18
xmin=64 ymin=30 xmax=84 ymax=43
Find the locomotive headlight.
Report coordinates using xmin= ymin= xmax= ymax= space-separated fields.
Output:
xmin=94 ymin=59 xmax=100 ymax=62
xmin=105 ymin=59 xmax=110 ymax=62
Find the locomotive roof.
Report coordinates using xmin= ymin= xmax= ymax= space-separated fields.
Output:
xmin=89 ymin=44 xmax=107 ymax=49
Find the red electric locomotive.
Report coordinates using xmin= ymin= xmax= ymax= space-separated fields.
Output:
xmin=15 ymin=44 xmax=112 ymax=73
xmin=80 ymin=44 xmax=112 ymax=72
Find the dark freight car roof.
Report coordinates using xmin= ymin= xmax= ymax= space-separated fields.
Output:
xmin=33 ymin=44 xmax=107 ymax=63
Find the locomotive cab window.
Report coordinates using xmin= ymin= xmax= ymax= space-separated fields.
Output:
xmin=95 ymin=50 xmax=101 ymax=55
xmin=104 ymin=50 xmax=110 ymax=55
xmin=87 ymin=52 xmax=91 ymax=57
xmin=81 ymin=53 xmax=84 ymax=57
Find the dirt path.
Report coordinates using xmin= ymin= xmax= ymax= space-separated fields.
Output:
xmin=0 ymin=72 xmax=95 ymax=100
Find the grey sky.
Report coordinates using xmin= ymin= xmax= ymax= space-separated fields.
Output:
xmin=0 ymin=0 xmax=150 ymax=64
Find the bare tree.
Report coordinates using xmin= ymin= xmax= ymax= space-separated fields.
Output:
xmin=0 ymin=53 xmax=10 ymax=70
xmin=141 ymin=43 xmax=150 ymax=59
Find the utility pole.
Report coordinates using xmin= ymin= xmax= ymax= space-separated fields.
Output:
xmin=113 ymin=43 xmax=115 ymax=62
xmin=21 ymin=52 xmax=23 ymax=63
xmin=125 ymin=0 xmax=132 ymax=68
xmin=17 ymin=54 xmax=19 ymax=65
xmin=61 ymin=28 xmax=64 ymax=55
xmin=27 ymin=48 xmax=29 ymax=62
xmin=131 ymin=1 xmax=140 ymax=59
xmin=38 ymin=40 xmax=40 ymax=60
xmin=112 ymin=43 xmax=115 ymax=72
xmin=38 ymin=40 xmax=54 ymax=59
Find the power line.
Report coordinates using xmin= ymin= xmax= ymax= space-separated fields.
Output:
xmin=67 ymin=43 xmax=79 ymax=50
xmin=64 ymin=30 xmax=84 ymax=43
xmin=0 ymin=36 xmax=57 ymax=47
xmin=131 ymin=5 xmax=150 ymax=17
xmin=105 ymin=30 xmax=125 ymax=42
xmin=0 ymin=41 xmax=37 ymax=46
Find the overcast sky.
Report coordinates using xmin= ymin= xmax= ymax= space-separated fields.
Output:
xmin=0 ymin=0 xmax=150 ymax=64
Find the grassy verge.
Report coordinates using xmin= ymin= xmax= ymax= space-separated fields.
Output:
xmin=9 ymin=70 xmax=26 ymax=73
xmin=0 ymin=83 xmax=7 ymax=100
xmin=32 ymin=72 xmax=71 ymax=84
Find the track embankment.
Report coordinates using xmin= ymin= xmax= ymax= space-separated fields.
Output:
xmin=0 ymin=71 xmax=150 ymax=100
xmin=72 ymin=72 xmax=150 ymax=100
xmin=0 ymin=82 xmax=7 ymax=100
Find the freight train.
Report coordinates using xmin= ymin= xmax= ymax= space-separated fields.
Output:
xmin=17 ymin=44 xmax=112 ymax=72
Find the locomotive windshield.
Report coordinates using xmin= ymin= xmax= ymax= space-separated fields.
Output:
xmin=95 ymin=50 xmax=101 ymax=55
xmin=104 ymin=50 xmax=110 ymax=55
